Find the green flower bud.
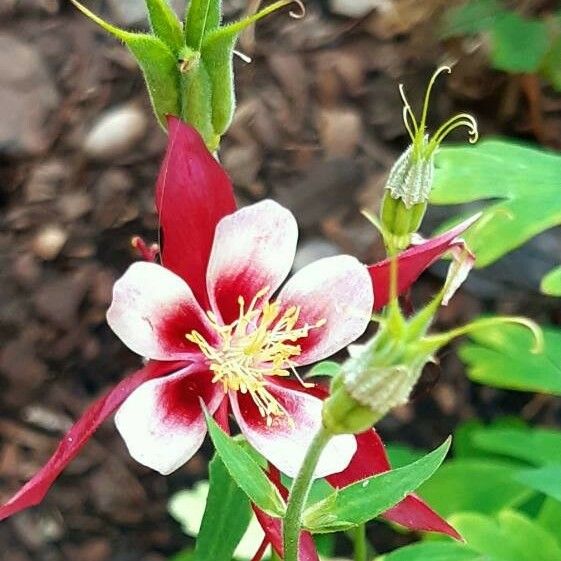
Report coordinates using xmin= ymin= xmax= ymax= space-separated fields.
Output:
xmin=72 ymin=0 xmax=304 ymax=149
xmin=382 ymin=66 xmax=478 ymax=243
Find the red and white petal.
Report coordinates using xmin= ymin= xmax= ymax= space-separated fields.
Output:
xmin=0 ymin=360 xmax=177 ymax=521
xmin=156 ymin=117 xmax=237 ymax=308
xmin=275 ymin=255 xmax=373 ymax=366
xmin=107 ymin=261 xmax=217 ymax=361
xmin=368 ymin=213 xmax=481 ymax=310
xmin=231 ymin=381 xmax=356 ymax=478
xmin=115 ymin=365 xmax=225 ymax=475
xmin=206 ymin=200 xmax=298 ymax=325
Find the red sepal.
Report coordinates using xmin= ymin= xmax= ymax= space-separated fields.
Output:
xmin=156 ymin=117 xmax=237 ymax=308
xmin=0 ymin=360 xmax=180 ymax=521
xmin=369 ymin=215 xmax=480 ymax=310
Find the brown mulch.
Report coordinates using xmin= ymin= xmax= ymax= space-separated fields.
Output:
xmin=1 ymin=1 xmax=560 ymax=560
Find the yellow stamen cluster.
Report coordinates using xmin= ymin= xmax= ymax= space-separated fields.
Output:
xmin=186 ymin=287 xmax=326 ymax=425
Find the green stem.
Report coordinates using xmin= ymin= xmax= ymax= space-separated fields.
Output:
xmin=354 ymin=524 xmax=367 ymax=561
xmin=283 ymin=426 xmax=332 ymax=561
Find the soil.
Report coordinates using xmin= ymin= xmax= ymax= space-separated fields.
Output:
xmin=1 ymin=1 xmax=560 ymax=560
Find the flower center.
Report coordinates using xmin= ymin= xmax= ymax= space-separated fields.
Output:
xmin=186 ymin=287 xmax=325 ymax=424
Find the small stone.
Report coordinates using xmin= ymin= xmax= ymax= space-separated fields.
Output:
xmin=293 ymin=238 xmax=341 ymax=271
xmin=24 ymin=160 xmax=67 ymax=203
xmin=0 ymin=34 xmax=58 ymax=157
xmin=317 ymin=106 xmax=362 ymax=157
xmin=34 ymin=268 xmax=92 ymax=329
xmin=83 ymin=103 xmax=147 ymax=160
xmin=32 ymin=225 xmax=67 ymax=260
xmin=222 ymin=143 xmax=262 ymax=189
xmin=329 ymin=0 xmax=376 ymax=18
xmin=57 ymin=192 xmax=93 ymax=221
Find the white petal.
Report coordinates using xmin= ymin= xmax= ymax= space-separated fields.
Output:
xmin=107 ymin=261 xmax=216 ymax=360
xmin=115 ymin=366 xmax=224 ymax=475
xmin=206 ymin=200 xmax=298 ymax=324
xmin=276 ymin=255 xmax=373 ymax=365
xmin=231 ymin=381 xmax=356 ymax=478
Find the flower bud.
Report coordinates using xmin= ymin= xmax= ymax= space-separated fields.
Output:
xmin=381 ymin=66 xmax=478 ymax=246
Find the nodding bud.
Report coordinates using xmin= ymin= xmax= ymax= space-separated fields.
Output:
xmin=386 ymin=139 xmax=434 ymax=208
xmin=384 ymin=66 xmax=478 ymax=212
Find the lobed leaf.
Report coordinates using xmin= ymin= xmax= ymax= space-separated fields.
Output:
xmin=458 ymin=321 xmax=561 ymax=395
xmin=541 ymin=266 xmax=561 ymax=296
xmin=432 ymin=140 xmax=561 ymax=277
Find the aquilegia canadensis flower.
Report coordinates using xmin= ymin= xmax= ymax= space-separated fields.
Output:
xmin=0 ymin=117 xmax=476 ymax=531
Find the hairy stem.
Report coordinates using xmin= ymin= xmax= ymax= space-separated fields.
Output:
xmin=283 ymin=426 xmax=332 ymax=561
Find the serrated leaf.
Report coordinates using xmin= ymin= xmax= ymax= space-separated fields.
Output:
xmin=490 ymin=13 xmax=550 ymax=73
xmin=146 ymin=0 xmax=184 ymax=53
xmin=541 ymin=266 xmax=561 ymax=296
xmin=432 ymin=140 xmax=561 ymax=274
xmin=418 ymin=459 xmax=533 ymax=516
xmin=71 ymin=0 xmax=180 ymax=127
xmin=458 ymin=321 xmax=561 ymax=395
xmin=306 ymin=361 xmax=342 ymax=379
xmin=303 ymin=438 xmax=451 ymax=533
xmin=440 ymin=0 xmax=506 ymax=39
xmin=193 ymin=454 xmax=252 ymax=561
xmin=204 ymin=409 xmax=285 ymax=517
xmin=376 ymin=542 xmax=481 ymax=561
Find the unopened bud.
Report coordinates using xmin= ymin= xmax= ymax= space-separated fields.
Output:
xmin=344 ymin=363 xmax=417 ymax=415
xmin=386 ymin=139 xmax=434 ymax=208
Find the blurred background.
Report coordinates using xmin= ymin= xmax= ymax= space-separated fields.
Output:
xmin=1 ymin=0 xmax=560 ymax=560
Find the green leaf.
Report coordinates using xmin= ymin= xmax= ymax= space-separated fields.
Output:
xmin=537 ymin=497 xmax=561 ymax=546
xmin=541 ymin=34 xmax=561 ymax=91
xmin=458 ymin=321 xmax=561 ymax=395
xmin=418 ymin=459 xmax=533 ymax=516
xmin=145 ymin=0 xmax=184 ymax=53
xmin=204 ymin=409 xmax=285 ymax=517
xmin=303 ymin=437 xmax=451 ymax=533
xmin=440 ymin=0 xmax=506 ymax=39
xmin=170 ymin=550 xmax=196 ymax=561
xmin=193 ymin=454 xmax=252 ymax=561
xmin=450 ymin=510 xmax=561 ymax=561
xmin=541 ymin=266 xmax=561 ymax=296
xmin=515 ymin=465 xmax=561 ymax=502
xmin=376 ymin=541 xmax=481 ymax=561
xmin=306 ymin=361 xmax=342 ymax=379
xmin=71 ymin=0 xmax=180 ymax=128
xmin=490 ymin=13 xmax=550 ymax=73
xmin=470 ymin=425 xmax=561 ymax=465
xmin=432 ymin=140 xmax=561 ymax=272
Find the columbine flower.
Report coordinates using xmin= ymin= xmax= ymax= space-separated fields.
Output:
xmin=0 ymin=117 xmax=479 ymax=522
xmin=105 ymin=197 xmax=372 ymax=477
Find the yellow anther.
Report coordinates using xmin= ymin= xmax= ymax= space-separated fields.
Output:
xmin=186 ymin=287 xmax=325 ymax=425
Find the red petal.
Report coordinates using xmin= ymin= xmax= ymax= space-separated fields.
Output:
xmin=327 ymin=431 xmax=460 ymax=539
xmin=369 ymin=214 xmax=480 ymax=310
xmin=0 ymin=360 xmax=180 ymax=521
xmin=156 ymin=117 xmax=237 ymax=308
